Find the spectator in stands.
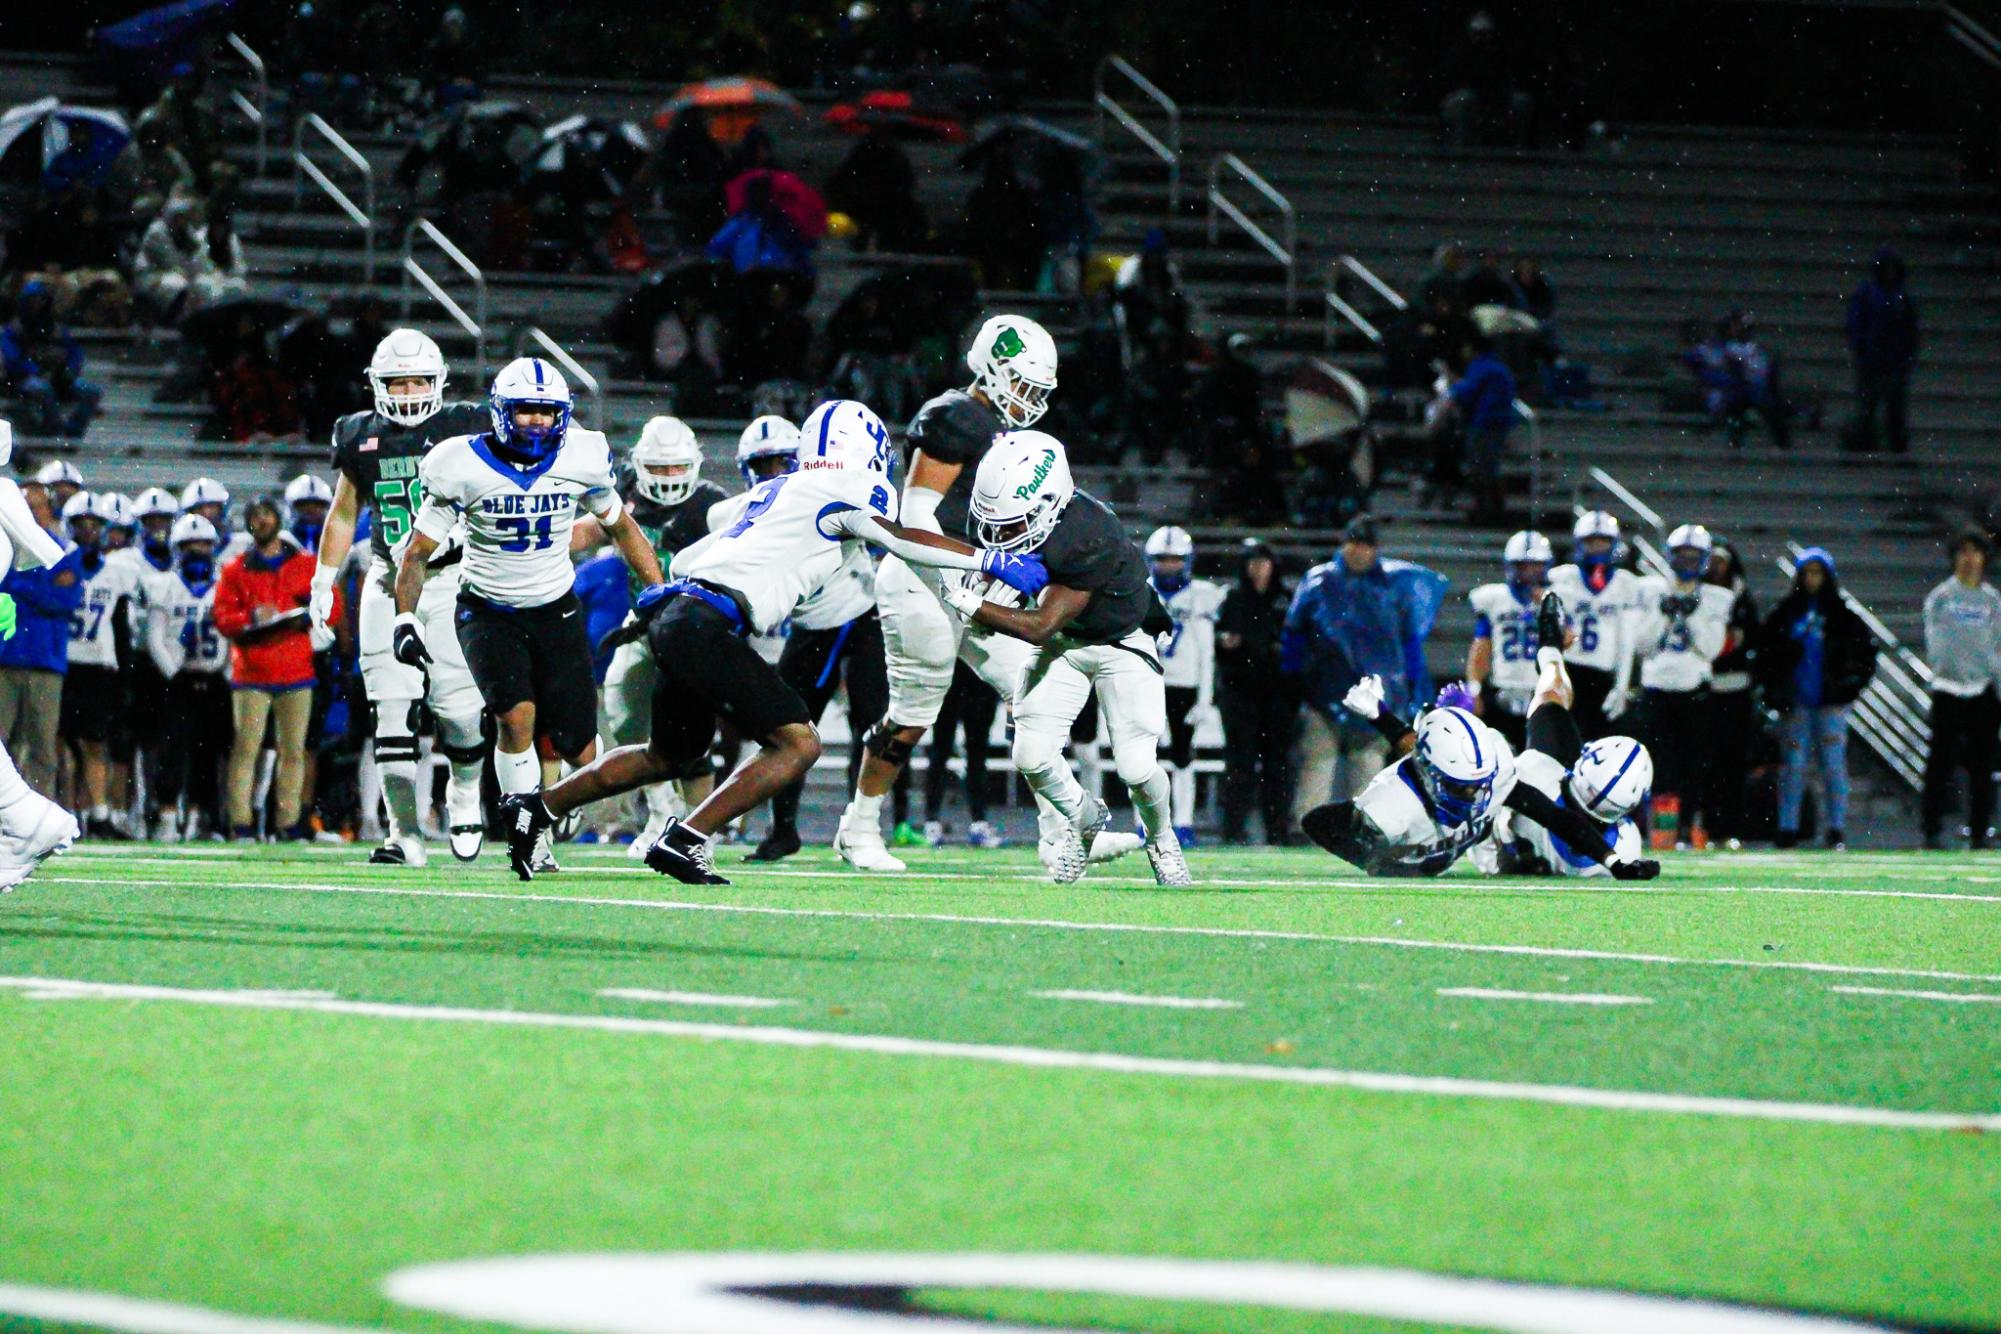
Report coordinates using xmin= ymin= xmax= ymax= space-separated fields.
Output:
xmin=1 ymin=282 xmax=103 ymax=440
xmin=1114 ymin=229 xmax=1193 ymax=463
xmin=1703 ymin=539 xmax=1759 ymax=851
xmin=1440 ymin=331 xmax=1516 ymax=523
xmin=1458 ymin=249 xmax=1512 ymax=310
xmin=0 ymin=524 xmax=82 ymax=799
xmin=4 ymin=186 xmax=132 ymax=328
xmin=213 ymin=498 xmax=324 ymax=841
xmin=1217 ymin=539 xmax=1294 ymax=844
xmin=135 ymin=195 xmax=248 ymax=324
xmin=1508 ymin=256 xmax=1557 ymax=326
xmin=826 ymin=130 xmax=928 ymax=253
xmin=107 ymin=118 xmax=195 ymax=229
xmin=1921 ymin=529 xmax=2001 ymax=850
xmin=1845 ymin=246 xmax=1920 ymax=454
xmin=1758 ymin=548 xmax=1875 ymax=850
xmin=420 ymin=6 xmax=481 ymax=108
xmin=211 ymin=324 xmax=304 ymax=444
xmin=133 ymin=63 xmax=222 ymax=187
xmin=1382 ymin=287 xmax=1474 ymax=389
xmin=964 ymin=156 xmax=1048 ymax=291
xmin=1439 ymin=11 xmax=1533 ymax=148
xmin=1414 ymin=242 xmax=1469 ymax=313
xmin=1719 ymin=309 xmax=1793 ymax=450
xmin=707 ymin=173 xmax=817 ymax=282
xmin=636 ymin=109 xmax=728 ymax=243
xmin=1282 ymin=516 xmax=1447 ymax=826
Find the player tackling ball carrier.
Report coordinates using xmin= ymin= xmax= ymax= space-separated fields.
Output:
xmin=1302 ymin=592 xmax=1661 ymax=881
xmin=498 ymin=399 xmax=1051 ymax=885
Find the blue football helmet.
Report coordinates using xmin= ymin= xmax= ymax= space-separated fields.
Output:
xmin=489 ymin=357 xmax=573 ymax=463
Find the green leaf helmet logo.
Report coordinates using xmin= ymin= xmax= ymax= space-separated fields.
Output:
xmin=1012 ymin=449 xmax=1056 ymax=500
xmin=991 ymin=326 xmax=1025 ymax=361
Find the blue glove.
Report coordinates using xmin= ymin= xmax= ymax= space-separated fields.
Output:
xmin=980 ymin=550 xmax=1049 ymax=598
xmin=634 ymin=582 xmax=672 ymax=616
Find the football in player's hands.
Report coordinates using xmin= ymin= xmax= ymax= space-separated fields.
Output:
xmin=391 ymin=614 xmax=433 ymax=670
xmin=1342 ymin=674 xmax=1386 ymax=720
xmin=1609 ymin=858 xmax=1661 ymax=881
xmin=980 ymin=549 xmax=1048 ymax=597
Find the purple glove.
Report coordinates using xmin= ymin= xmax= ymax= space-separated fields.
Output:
xmin=979 ymin=549 xmax=1049 ymax=598
xmin=1436 ymin=680 xmax=1478 ymax=713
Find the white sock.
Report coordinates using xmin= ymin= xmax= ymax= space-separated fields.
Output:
xmin=1537 ymin=647 xmax=1565 ymax=671
xmin=1169 ymin=764 xmax=1195 ymax=827
xmin=495 ymin=747 xmax=539 ymax=797
xmin=1032 ymin=765 xmax=1088 ymax=831
xmin=849 ymin=790 xmax=884 ymax=829
xmin=641 ymin=782 xmax=673 ymax=825
xmin=1129 ymin=765 xmax=1174 ymax=846
xmin=0 ymin=743 xmax=34 ymax=817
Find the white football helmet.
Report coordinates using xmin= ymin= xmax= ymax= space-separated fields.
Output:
xmin=633 ymin=417 xmax=703 ymax=505
xmin=132 ymin=487 xmax=178 ymax=520
xmin=368 ymin=329 xmax=448 ymax=427
xmin=970 ymin=430 xmax=1073 ymax=552
xmin=967 ymin=314 xmax=1058 ymax=428
xmin=284 ymin=473 xmax=333 ymax=507
xmin=1567 ymin=736 xmax=1654 ymax=824
xmin=1143 ymin=525 xmax=1194 ymax=561
xmin=170 ymin=513 xmax=218 ymax=546
xmin=1667 ymin=522 xmax=1714 ymax=580
xmin=797 ymin=400 xmax=893 ymax=475
xmin=180 ymin=477 xmax=230 ymax=513
xmin=95 ymin=491 xmax=133 ymax=528
xmin=35 ymin=460 xmax=83 ymax=488
xmin=1504 ymin=530 xmax=1552 ymax=588
xmin=488 ymin=357 xmax=573 ymax=461
xmin=1413 ymin=706 xmax=1500 ymax=829
xmin=736 ymin=414 xmax=802 ymax=484
xmin=60 ymin=491 xmax=94 ymax=523
xmin=1571 ymin=510 xmax=1620 ymax=568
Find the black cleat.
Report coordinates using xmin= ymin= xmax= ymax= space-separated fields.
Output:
xmin=1299 ymin=803 xmax=1352 ymax=855
xmin=643 ymin=818 xmax=730 ymax=885
xmin=367 ymin=842 xmax=409 ymax=866
xmin=500 ymin=793 xmax=553 ymax=882
xmin=744 ymin=827 xmax=802 ymax=862
xmin=1536 ymin=590 xmax=1566 ymax=653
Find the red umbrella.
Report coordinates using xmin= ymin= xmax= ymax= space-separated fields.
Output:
xmin=823 ymin=90 xmax=967 ymax=143
xmin=654 ymin=77 xmax=803 ymax=143
xmin=724 ymin=168 xmax=827 ymax=242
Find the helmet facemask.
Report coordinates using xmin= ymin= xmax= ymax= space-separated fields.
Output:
xmin=371 ymin=371 xmax=445 ymax=427
xmin=980 ymin=361 xmax=1055 ymax=428
xmin=973 ymin=490 xmax=1062 ymax=553
xmin=636 ymin=459 xmax=698 ymax=506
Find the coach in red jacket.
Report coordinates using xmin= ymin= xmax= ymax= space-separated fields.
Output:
xmin=215 ymin=496 xmax=336 ymax=840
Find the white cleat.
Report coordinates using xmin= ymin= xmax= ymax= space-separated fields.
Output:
xmin=1075 ymin=796 xmax=1142 ymax=863
xmin=1146 ymin=837 xmax=1194 ymax=887
xmin=445 ymin=776 xmax=484 ymax=862
xmin=1042 ymin=826 xmax=1089 ymax=884
xmin=834 ymin=811 xmax=906 ymax=872
xmin=530 ymin=832 xmax=560 ymax=874
xmin=0 ymin=800 xmax=80 ymax=891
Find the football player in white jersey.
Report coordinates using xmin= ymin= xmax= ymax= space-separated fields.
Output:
xmin=59 ymin=492 xmax=138 ymax=838
xmin=1144 ymin=525 xmax=1223 ymax=846
xmin=1301 ymin=589 xmax=1659 ymax=881
xmin=0 ymin=422 xmax=80 ymax=883
xmin=499 ymin=399 xmax=1050 ymax=885
xmin=1634 ymin=523 xmax=1735 ymax=847
xmin=396 ymin=357 xmax=667 ymax=871
xmin=135 ymin=513 xmax=232 ymax=840
xmin=1547 ymin=510 xmax=1642 ymax=739
xmin=1465 ymin=530 xmax=1552 ymax=753
xmin=180 ymin=477 xmax=250 ymax=562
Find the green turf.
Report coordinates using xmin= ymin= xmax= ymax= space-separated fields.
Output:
xmin=0 ymin=843 xmax=1995 ymax=1333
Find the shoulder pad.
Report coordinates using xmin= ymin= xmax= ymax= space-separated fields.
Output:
xmin=908 ymin=391 xmax=1001 ymax=464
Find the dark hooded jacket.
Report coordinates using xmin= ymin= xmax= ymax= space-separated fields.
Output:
xmin=1845 ymin=247 xmax=1920 ymax=373
xmin=1216 ymin=541 xmax=1289 ymax=695
xmin=1757 ymin=553 xmax=1877 ymax=710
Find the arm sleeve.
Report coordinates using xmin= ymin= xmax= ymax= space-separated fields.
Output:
xmin=830 ymin=512 xmax=983 ymax=571
xmin=411 ymin=495 xmax=456 ymax=544
xmin=580 ymin=487 xmax=624 ymax=523
xmin=1504 ymin=783 xmax=1616 ymax=866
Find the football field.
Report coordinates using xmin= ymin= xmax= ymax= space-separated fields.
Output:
xmin=0 ymin=842 xmax=1995 ymax=1333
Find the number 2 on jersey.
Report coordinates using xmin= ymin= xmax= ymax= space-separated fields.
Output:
xmin=724 ymin=475 xmax=789 ymax=538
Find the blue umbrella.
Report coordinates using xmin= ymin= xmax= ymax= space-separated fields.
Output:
xmin=0 ymin=98 xmax=131 ymax=191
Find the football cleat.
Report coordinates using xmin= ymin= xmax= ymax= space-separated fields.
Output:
xmin=891 ymin=820 xmax=927 ymax=848
xmin=1147 ymin=838 xmax=1194 ymax=888
xmin=1044 ymin=825 xmax=1089 ymax=884
xmin=744 ymin=827 xmax=802 ymax=862
xmin=530 ymin=833 xmax=560 ymax=874
xmin=923 ymin=819 xmax=948 ymax=847
xmin=445 ymin=774 xmax=484 ymax=862
xmin=835 ymin=811 xmax=906 ymax=872
xmin=0 ymin=799 xmax=79 ymax=891
xmin=1537 ymin=590 xmax=1566 ymax=653
xmin=1076 ymin=796 xmax=1141 ymax=863
xmin=499 ymin=795 xmax=552 ymax=882
xmin=967 ymin=820 xmax=1004 ymax=849
xmin=644 ymin=818 xmax=728 ymax=885
xmin=368 ymin=833 xmax=426 ymax=868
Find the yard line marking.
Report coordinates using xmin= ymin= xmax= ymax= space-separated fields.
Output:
xmin=1438 ymin=988 xmax=1653 ymax=1007
xmin=0 ymin=1282 xmax=385 ymax=1334
xmin=1030 ymin=989 xmax=1243 ymax=1010
xmin=0 ymin=974 xmax=1991 ymax=1134
xmin=1830 ymin=985 xmax=2001 ymax=1005
xmin=598 ymin=988 xmax=792 ymax=1009
xmin=37 ymin=876 xmax=2001 ymax=987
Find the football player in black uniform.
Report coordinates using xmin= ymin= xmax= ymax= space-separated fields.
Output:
xmin=940 ymin=430 xmax=1189 ymax=887
xmin=308 ymin=329 xmax=490 ymax=867
xmin=602 ymin=415 xmax=733 ymax=857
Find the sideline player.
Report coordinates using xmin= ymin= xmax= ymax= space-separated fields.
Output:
xmin=833 ymin=316 xmax=1127 ymax=873
xmin=601 ymin=415 xmax=731 ymax=856
xmin=500 ymin=399 xmax=1050 ymax=884
xmin=1465 ymin=530 xmax=1553 ymax=753
xmin=1548 ymin=510 xmax=1641 ymax=739
xmin=310 ymin=328 xmax=490 ymax=866
xmin=939 ymin=432 xmax=1190 ymax=886
xmin=395 ymin=357 xmax=666 ymax=872
xmin=60 ymin=492 xmax=136 ymax=838
xmin=1144 ymin=525 xmax=1223 ymax=846
xmin=1301 ymin=594 xmax=1659 ymax=881
xmin=0 ymin=420 xmax=79 ymax=885
xmin=1634 ymin=523 xmax=1734 ymax=846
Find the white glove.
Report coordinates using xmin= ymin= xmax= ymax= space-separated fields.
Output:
xmin=1342 ymin=674 xmax=1386 ymax=720
xmin=1603 ymin=686 xmax=1632 ymax=721
xmin=309 ymin=621 xmax=334 ymax=652
xmin=940 ymin=580 xmax=986 ymax=621
xmin=308 ymin=563 xmax=338 ymax=636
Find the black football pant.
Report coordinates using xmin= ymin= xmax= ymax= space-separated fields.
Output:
xmin=1923 ymin=687 xmax=1999 ymax=843
xmin=158 ymin=672 xmax=232 ymax=834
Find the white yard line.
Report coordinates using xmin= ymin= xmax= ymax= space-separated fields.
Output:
xmin=598 ymin=988 xmax=792 ymax=1009
xmin=0 ymin=1285 xmax=381 ymax=1334
xmin=0 ymin=974 xmax=1990 ymax=1133
xmin=34 ymin=875 xmax=2001 ymax=987
xmin=1438 ymin=988 xmax=1653 ymax=1007
xmin=1030 ymin=990 xmax=1242 ymax=1010
xmin=1830 ymin=985 xmax=2001 ymax=1005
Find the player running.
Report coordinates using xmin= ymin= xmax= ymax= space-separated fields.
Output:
xmin=1301 ymin=593 xmax=1660 ymax=881
xmin=309 ymin=328 xmax=490 ymax=866
xmin=1143 ymin=525 xmax=1223 ymax=847
xmin=498 ymin=399 xmax=1050 ymax=885
xmin=1465 ymin=530 xmax=1553 ymax=753
xmin=938 ymin=432 xmax=1191 ymax=886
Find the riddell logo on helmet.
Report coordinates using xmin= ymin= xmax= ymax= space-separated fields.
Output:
xmin=991 ymin=327 xmax=1025 ymax=360
xmin=1012 ymin=450 xmax=1056 ymax=500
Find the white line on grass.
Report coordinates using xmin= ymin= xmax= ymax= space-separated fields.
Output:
xmin=0 ymin=974 xmax=1990 ymax=1133
xmin=1030 ymin=990 xmax=1243 ymax=1010
xmin=1438 ymin=988 xmax=1653 ymax=1007
xmin=1830 ymin=985 xmax=2001 ymax=1005
xmin=40 ymin=876 xmax=2001 ymax=987
xmin=598 ymin=988 xmax=792 ymax=1009
xmin=0 ymin=1283 xmax=383 ymax=1334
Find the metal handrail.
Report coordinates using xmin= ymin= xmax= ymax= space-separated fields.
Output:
xmin=402 ymin=219 xmax=488 ymax=382
xmin=1206 ymin=153 xmax=1297 ymax=324
xmin=224 ymin=33 xmax=267 ymax=177
xmin=1093 ymin=55 xmax=1182 ymax=212
xmin=516 ymin=328 xmax=604 ymax=432
xmin=1946 ymin=3 xmax=2001 ymax=72
xmin=292 ymin=113 xmax=375 ymax=282
xmin=1323 ymin=290 xmax=1381 ymax=346
xmin=1586 ymin=466 xmax=1667 ymax=536
xmin=1336 ymin=255 xmax=1408 ymax=312
xmin=1776 ymin=549 xmax=1928 ymax=791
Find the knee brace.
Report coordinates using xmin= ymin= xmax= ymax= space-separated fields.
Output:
xmin=371 ymin=701 xmax=422 ymax=766
xmin=863 ymin=720 xmax=915 ymax=767
xmin=433 ymin=708 xmax=487 ymax=763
